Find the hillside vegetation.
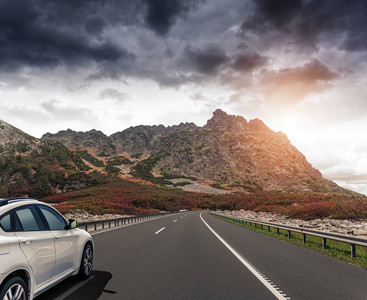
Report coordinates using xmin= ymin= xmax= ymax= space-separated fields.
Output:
xmin=43 ymin=174 xmax=367 ymax=220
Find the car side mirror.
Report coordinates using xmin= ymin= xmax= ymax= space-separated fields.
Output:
xmin=69 ymin=219 xmax=78 ymax=230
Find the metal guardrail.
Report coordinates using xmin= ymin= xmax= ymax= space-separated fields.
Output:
xmin=210 ymin=212 xmax=367 ymax=258
xmin=78 ymin=212 xmax=171 ymax=232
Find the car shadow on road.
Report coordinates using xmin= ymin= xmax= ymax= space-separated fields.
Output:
xmin=35 ymin=270 xmax=114 ymax=300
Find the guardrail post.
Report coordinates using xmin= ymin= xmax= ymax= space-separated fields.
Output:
xmin=85 ymin=225 xmax=88 ymax=231
xmin=288 ymin=230 xmax=291 ymax=239
xmin=94 ymin=224 xmax=97 ymax=231
xmin=260 ymin=224 xmax=263 ymax=230
xmin=249 ymin=222 xmax=252 ymax=226
xmin=302 ymin=233 xmax=306 ymax=243
xmin=267 ymin=226 xmax=271 ymax=232
xmin=254 ymin=223 xmax=257 ymax=229
xmin=322 ymin=238 xmax=327 ymax=250
xmin=102 ymin=222 xmax=105 ymax=229
xmin=109 ymin=221 xmax=111 ymax=228
xmin=351 ymin=244 xmax=356 ymax=258
xmin=276 ymin=228 xmax=279 ymax=235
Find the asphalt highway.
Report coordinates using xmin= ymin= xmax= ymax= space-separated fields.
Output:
xmin=37 ymin=211 xmax=367 ymax=300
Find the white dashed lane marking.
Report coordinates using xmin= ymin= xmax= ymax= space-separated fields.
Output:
xmin=155 ymin=227 xmax=165 ymax=235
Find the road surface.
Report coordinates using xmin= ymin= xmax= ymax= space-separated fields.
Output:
xmin=36 ymin=211 xmax=367 ymax=299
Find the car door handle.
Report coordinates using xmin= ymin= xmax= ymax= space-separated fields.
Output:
xmin=22 ymin=239 xmax=32 ymax=244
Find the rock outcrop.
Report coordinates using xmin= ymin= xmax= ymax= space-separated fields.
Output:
xmin=218 ymin=210 xmax=367 ymax=237
xmin=0 ymin=119 xmax=37 ymax=146
xmin=42 ymin=129 xmax=115 ymax=154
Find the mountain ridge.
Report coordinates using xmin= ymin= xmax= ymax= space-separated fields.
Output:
xmin=37 ymin=109 xmax=342 ymax=193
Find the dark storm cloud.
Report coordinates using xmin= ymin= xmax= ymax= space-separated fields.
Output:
xmin=0 ymin=0 xmax=206 ymax=85
xmin=183 ymin=44 xmax=228 ymax=75
xmin=85 ymin=16 xmax=107 ymax=36
xmin=232 ymin=51 xmax=268 ymax=73
xmin=240 ymin=0 xmax=367 ymax=52
xmin=2 ymin=0 xmax=366 ymax=91
xmin=261 ymin=59 xmax=338 ymax=103
xmin=266 ymin=59 xmax=338 ymax=83
xmin=142 ymin=0 xmax=202 ymax=36
xmin=243 ymin=0 xmax=303 ymax=32
xmin=0 ymin=0 xmax=137 ymax=73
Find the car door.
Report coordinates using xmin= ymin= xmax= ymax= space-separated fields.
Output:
xmin=36 ymin=205 xmax=79 ymax=278
xmin=13 ymin=205 xmax=56 ymax=288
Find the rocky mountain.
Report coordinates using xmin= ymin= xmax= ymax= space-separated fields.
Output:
xmin=110 ymin=123 xmax=198 ymax=156
xmin=0 ymin=121 xmax=100 ymax=199
xmin=149 ymin=110 xmax=337 ymax=192
xmin=42 ymin=129 xmax=116 ymax=155
xmin=40 ymin=109 xmax=342 ymax=193
xmin=0 ymin=119 xmax=38 ymax=152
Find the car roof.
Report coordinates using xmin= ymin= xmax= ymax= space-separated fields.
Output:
xmin=0 ymin=198 xmax=46 ymax=215
xmin=0 ymin=197 xmax=43 ymax=207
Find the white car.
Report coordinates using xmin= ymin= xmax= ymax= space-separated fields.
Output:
xmin=0 ymin=198 xmax=93 ymax=300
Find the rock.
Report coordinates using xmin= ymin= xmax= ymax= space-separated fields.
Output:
xmin=216 ymin=209 xmax=367 ymax=237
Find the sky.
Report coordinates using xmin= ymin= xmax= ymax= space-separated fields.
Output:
xmin=1 ymin=0 xmax=367 ymax=195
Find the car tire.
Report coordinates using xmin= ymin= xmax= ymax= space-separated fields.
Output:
xmin=0 ymin=276 xmax=28 ymax=300
xmin=78 ymin=243 xmax=93 ymax=280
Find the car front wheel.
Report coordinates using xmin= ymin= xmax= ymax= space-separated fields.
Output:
xmin=0 ymin=277 xmax=28 ymax=300
xmin=78 ymin=243 xmax=93 ymax=279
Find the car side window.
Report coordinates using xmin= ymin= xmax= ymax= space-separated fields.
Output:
xmin=14 ymin=206 xmax=44 ymax=231
xmin=38 ymin=205 xmax=67 ymax=230
xmin=0 ymin=213 xmax=11 ymax=232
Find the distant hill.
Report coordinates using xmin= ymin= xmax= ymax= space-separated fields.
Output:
xmin=0 ymin=120 xmax=98 ymax=199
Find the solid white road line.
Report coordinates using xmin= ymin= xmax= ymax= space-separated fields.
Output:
xmin=200 ymin=212 xmax=289 ymax=300
xmin=155 ymin=227 xmax=166 ymax=235
xmin=173 ymin=219 xmax=177 ymax=222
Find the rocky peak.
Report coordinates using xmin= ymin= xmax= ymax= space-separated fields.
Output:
xmin=247 ymin=118 xmax=271 ymax=133
xmin=0 ymin=119 xmax=37 ymax=147
xmin=172 ymin=122 xmax=198 ymax=131
xmin=42 ymin=128 xmax=113 ymax=153
xmin=204 ymin=109 xmax=247 ymax=131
